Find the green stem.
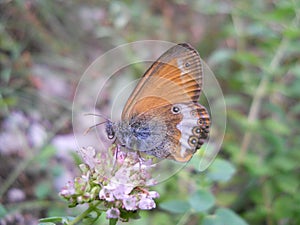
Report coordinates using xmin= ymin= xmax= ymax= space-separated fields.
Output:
xmin=68 ymin=202 xmax=102 ymax=225
xmin=238 ymin=37 xmax=289 ymax=163
xmin=176 ymin=210 xmax=193 ymax=225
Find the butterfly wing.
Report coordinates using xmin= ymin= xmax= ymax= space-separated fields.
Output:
xmin=122 ymin=43 xmax=203 ymax=119
xmin=121 ymin=43 xmax=210 ymax=162
xmin=133 ymin=102 xmax=210 ymax=162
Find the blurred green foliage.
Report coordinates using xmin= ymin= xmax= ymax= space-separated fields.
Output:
xmin=1 ymin=0 xmax=300 ymax=225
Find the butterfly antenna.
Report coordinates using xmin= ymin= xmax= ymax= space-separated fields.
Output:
xmin=83 ymin=112 xmax=112 ymax=134
xmin=84 ymin=121 xmax=107 ymax=135
xmin=84 ymin=112 xmax=110 ymax=121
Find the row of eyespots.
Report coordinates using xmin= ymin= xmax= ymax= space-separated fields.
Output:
xmin=189 ymin=123 xmax=209 ymax=147
xmin=189 ymin=126 xmax=202 ymax=147
xmin=189 ymin=110 xmax=210 ymax=147
xmin=198 ymin=119 xmax=209 ymax=140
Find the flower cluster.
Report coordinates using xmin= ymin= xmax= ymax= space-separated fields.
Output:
xmin=59 ymin=145 xmax=159 ymax=221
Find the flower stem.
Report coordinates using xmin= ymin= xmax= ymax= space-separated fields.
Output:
xmin=68 ymin=202 xmax=101 ymax=225
xmin=176 ymin=210 xmax=192 ymax=225
xmin=238 ymin=37 xmax=289 ymax=163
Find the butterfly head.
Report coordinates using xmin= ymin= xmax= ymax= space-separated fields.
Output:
xmin=105 ymin=120 xmax=115 ymax=140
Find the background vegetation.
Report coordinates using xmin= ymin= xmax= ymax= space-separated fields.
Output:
xmin=1 ymin=0 xmax=299 ymax=224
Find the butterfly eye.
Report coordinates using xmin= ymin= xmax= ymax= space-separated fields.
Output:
xmin=105 ymin=121 xmax=115 ymax=139
xmin=185 ymin=62 xmax=190 ymax=67
xmin=171 ymin=105 xmax=181 ymax=114
xmin=188 ymin=136 xmax=198 ymax=147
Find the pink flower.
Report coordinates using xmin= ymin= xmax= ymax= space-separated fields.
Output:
xmin=112 ymin=184 xmax=134 ymax=200
xmin=138 ymin=196 xmax=156 ymax=210
xmin=60 ymin=145 xmax=160 ymax=221
xmin=106 ymin=208 xmax=120 ymax=219
xmin=123 ymin=195 xmax=138 ymax=211
xmin=99 ymin=188 xmax=115 ymax=202
xmin=148 ymin=191 xmax=160 ymax=198
xmin=59 ymin=181 xmax=75 ymax=197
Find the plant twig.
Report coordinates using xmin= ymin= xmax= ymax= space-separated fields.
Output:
xmin=176 ymin=210 xmax=193 ymax=225
xmin=238 ymin=38 xmax=289 ymax=162
xmin=68 ymin=202 xmax=102 ymax=225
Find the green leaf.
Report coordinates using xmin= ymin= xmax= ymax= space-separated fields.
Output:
xmin=0 ymin=96 xmax=17 ymax=108
xmin=262 ymin=4 xmax=295 ymax=22
xmin=224 ymin=95 xmax=243 ymax=107
xmin=270 ymin=155 xmax=297 ymax=172
xmin=207 ymin=159 xmax=236 ymax=182
xmin=148 ymin=213 xmax=172 ymax=225
xmin=119 ymin=210 xmax=140 ymax=221
xmin=35 ymin=181 xmax=52 ymax=199
xmin=263 ymin=118 xmax=290 ymax=135
xmin=0 ymin=204 xmax=7 ymax=218
xmin=202 ymin=215 xmax=223 ymax=225
xmin=273 ymin=196 xmax=297 ymax=219
xmin=233 ymin=51 xmax=259 ymax=65
xmin=209 ymin=49 xmax=234 ymax=65
xmin=188 ymin=190 xmax=215 ymax=212
xmin=283 ymin=26 xmax=300 ymax=39
xmin=216 ymin=208 xmax=249 ymax=225
xmin=202 ymin=208 xmax=249 ymax=225
xmin=35 ymin=145 xmax=57 ymax=162
xmin=38 ymin=223 xmax=56 ymax=225
xmin=159 ymin=200 xmax=190 ymax=213
xmin=275 ymin=174 xmax=299 ymax=194
xmin=39 ymin=216 xmax=74 ymax=224
xmin=39 ymin=217 xmax=63 ymax=223
xmin=290 ymin=64 xmax=300 ymax=78
xmin=109 ymin=218 xmax=118 ymax=225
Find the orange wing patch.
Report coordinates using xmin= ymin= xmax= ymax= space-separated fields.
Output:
xmin=122 ymin=43 xmax=203 ymax=120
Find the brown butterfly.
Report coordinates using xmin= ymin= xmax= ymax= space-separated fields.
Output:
xmin=105 ymin=43 xmax=210 ymax=162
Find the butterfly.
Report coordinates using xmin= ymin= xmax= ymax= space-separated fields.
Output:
xmin=105 ymin=43 xmax=210 ymax=162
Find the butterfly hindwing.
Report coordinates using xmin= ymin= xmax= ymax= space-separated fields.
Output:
xmin=131 ymin=102 xmax=210 ymax=162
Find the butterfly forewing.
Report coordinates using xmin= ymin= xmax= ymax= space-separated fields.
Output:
xmin=122 ymin=43 xmax=203 ymax=120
